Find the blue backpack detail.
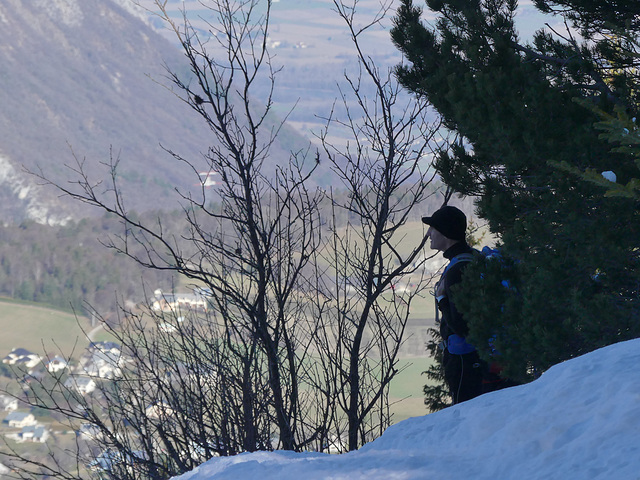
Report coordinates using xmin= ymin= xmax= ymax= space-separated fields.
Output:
xmin=446 ymin=333 xmax=477 ymax=355
xmin=477 ymin=246 xmax=515 ymax=290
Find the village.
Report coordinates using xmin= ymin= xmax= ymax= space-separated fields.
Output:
xmin=1 ymin=341 xmax=128 ymax=442
xmin=0 ymin=288 xmax=212 ymax=475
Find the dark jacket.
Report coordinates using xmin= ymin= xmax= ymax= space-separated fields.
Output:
xmin=436 ymin=242 xmax=475 ymax=342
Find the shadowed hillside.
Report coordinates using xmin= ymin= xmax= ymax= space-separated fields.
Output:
xmin=0 ymin=0 xmax=313 ymax=225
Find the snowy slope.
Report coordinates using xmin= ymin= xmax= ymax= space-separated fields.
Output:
xmin=173 ymin=338 xmax=640 ymax=480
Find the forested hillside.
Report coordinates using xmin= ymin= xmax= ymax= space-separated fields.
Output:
xmin=0 ymin=214 xmax=176 ymax=314
xmin=0 ymin=183 xmax=465 ymax=316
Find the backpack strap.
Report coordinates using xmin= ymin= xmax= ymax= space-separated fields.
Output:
xmin=436 ymin=252 xmax=476 ymax=304
xmin=444 ymin=252 xmax=476 ymax=273
xmin=435 ymin=251 xmax=477 ymax=354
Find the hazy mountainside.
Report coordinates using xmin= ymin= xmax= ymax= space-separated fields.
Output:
xmin=139 ymin=0 xmax=414 ymax=146
xmin=138 ymin=0 xmax=554 ymax=145
xmin=0 ymin=0 xmax=313 ymax=225
xmin=0 ymin=0 xmax=552 ymax=226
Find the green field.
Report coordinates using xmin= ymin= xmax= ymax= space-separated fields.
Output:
xmin=388 ymin=357 xmax=435 ymax=422
xmin=0 ymin=295 xmax=434 ymax=422
xmin=0 ymin=298 xmax=94 ymax=358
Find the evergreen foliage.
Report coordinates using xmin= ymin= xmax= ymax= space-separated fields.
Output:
xmin=557 ymin=102 xmax=640 ymax=200
xmin=422 ymin=327 xmax=451 ymax=411
xmin=392 ymin=0 xmax=640 ymax=382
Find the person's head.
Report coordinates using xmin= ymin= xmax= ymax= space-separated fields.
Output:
xmin=422 ymin=206 xmax=467 ymax=252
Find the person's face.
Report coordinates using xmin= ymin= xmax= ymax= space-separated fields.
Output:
xmin=427 ymin=226 xmax=450 ymax=252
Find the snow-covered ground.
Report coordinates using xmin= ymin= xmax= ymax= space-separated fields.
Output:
xmin=173 ymin=338 xmax=640 ymax=480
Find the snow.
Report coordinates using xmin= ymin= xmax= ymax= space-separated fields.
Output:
xmin=172 ymin=338 xmax=640 ymax=480
xmin=34 ymin=0 xmax=83 ymax=27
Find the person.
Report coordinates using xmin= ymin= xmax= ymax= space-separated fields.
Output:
xmin=423 ymin=205 xmax=484 ymax=404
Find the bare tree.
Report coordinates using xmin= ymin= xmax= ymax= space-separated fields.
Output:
xmin=1 ymin=0 xmax=332 ymax=477
xmin=128 ymin=0 xmax=329 ymax=452
xmin=314 ymin=0 xmax=442 ymax=451
xmin=103 ymin=0 xmax=328 ymax=452
xmin=0 ymin=0 xmax=448 ymax=476
xmin=0 ymin=302 xmax=277 ymax=479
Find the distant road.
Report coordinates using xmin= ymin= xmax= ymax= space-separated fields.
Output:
xmin=87 ymin=324 xmax=104 ymax=342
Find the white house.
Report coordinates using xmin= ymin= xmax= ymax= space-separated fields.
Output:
xmin=3 ymin=411 xmax=37 ymax=428
xmin=325 ymin=434 xmax=347 ymax=454
xmin=46 ymin=355 xmax=69 ymax=373
xmin=89 ymin=448 xmax=147 ymax=474
xmin=79 ymin=359 xmax=122 ymax=379
xmin=157 ymin=322 xmax=177 ymax=333
xmin=2 ymin=348 xmax=42 ymax=369
xmin=88 ymin=341 xmax=122 ymax=356
xmin=151 ymin=289 xmax=209 ymax=313
xmin=18 ymin=425 xmax=49 ymax=443
xmin=0 ymin=394 xmax=18 ymax=411
xmin=198 ymin=171 xmax=219 ymax=187
xmin=77 ymin=342 xmax=124 ymax=379
xmin=145 ymin=402 xmax=175 ymax=420
xmin=64 ymin=375 xmax=97 ymax=395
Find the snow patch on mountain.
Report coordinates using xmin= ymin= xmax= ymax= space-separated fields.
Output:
xmin=34 ymin=0 xmax=83 ymax=28
xmin=0 ymin=155 xmax=71 ymax=226
xmin=108 ymin=0 xmax=152 ymax=25
xmin=172 ymin=338 xmax=640 ymax=480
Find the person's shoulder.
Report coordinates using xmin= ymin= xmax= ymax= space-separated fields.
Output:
xmin=443 ymin=260 xmax=468 ymax=283
xmin=447 ymin=256 xmax=472 ymax=273
xmin=445 ymin=243 xmax=475 ymax=264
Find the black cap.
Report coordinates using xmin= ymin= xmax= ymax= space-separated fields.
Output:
xmin=422 ymin=206 xmax=467 ymax=241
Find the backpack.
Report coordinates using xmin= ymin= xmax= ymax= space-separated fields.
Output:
xmin=476 ymin=246 xmax=513 ymax=290
xmin=438 ymin=246 xmax=511 ymax=355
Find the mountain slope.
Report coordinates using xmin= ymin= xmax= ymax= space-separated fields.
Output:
xmin=0 ymin=0 xmax=311 ymax=224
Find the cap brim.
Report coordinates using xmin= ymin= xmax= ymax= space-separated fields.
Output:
xmin=421 ymin=216 xmax=432 ymax=225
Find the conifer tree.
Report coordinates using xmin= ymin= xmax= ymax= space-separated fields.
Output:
xmin=391 ymin=0 xmax=640 ymax=381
